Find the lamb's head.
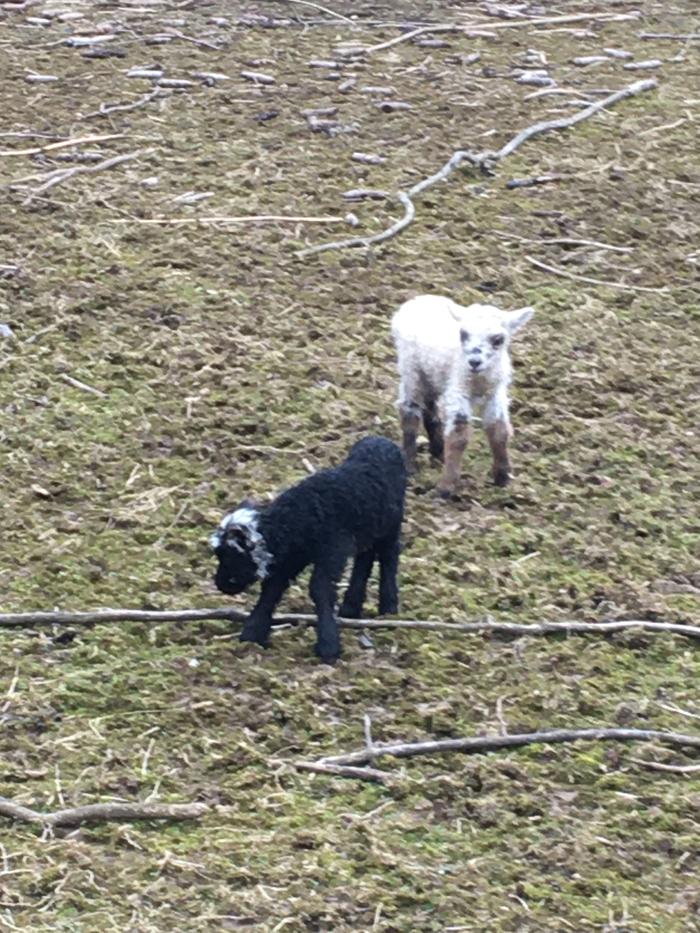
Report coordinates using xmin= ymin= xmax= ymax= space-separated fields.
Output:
xmin=450 ymin=303 xmax=534 ymax=375
xmin=210 ymin=504 xmax=271 ymax=595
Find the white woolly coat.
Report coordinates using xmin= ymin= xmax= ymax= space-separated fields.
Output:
xmin=391 ymin=295 xmax=513 ymax=430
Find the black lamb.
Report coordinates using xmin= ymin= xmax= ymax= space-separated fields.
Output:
xmin=210 ymin=436 xmax=406 ymax=664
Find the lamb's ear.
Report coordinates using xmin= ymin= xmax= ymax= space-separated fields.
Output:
xmin=504 ymin=306 xmax=534 ymax=335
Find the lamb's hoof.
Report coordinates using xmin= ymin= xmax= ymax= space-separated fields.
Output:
xmin=435 ymin=486 xmax=455 ymax=501
xmin=239 ymin=629 xmax=268 ymax=649
xmin=315 ymin=643 xmax=341 ymax=665
xmin=493 ymin=469 xmax=512 ymax=488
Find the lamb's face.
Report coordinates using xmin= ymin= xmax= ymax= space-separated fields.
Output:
xmin=455 ymin=304 xmax=534 ymax=375
xmin=210 ymin=506 xmax=269 ymax=595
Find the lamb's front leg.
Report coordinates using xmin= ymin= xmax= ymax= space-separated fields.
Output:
xmin=437 ymin=398 xmax=471 ymax=498
xmin=240 ymin=576 xmax=288 ymax=648
xmin=484 ymin=387 xmax=513 ymax=486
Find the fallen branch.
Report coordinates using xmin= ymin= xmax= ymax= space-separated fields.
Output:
xmin=495 ymin=79 xmax=657 ymax=160
xmin=340 ymin=12 xmax=641 ymax=58
xmin=525 ymin=255 xmax=668 ymax=293
xmin=1 ymin=607 xmax=699 ymax=642
xmin=109 ymin=214 xmax=349 ymax=226
xmin=297 ymin=192 xmax=415 ymax=258
xmin=297 ymin=79 xmax=657 ymax=258
xmin=0 ymin=797 xmax=209 ymax=828
xmin=312 ymin=728 xmax=700 ymax=768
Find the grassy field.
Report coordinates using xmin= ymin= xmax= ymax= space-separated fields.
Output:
xmin=1 ymin=1 xmax=699 ymax=929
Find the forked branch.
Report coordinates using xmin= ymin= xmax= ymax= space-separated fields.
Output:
xmin=296 ymin=727 xmax=700 ymax=776
xmin=297 ymin=79 xmax=657 ymax=258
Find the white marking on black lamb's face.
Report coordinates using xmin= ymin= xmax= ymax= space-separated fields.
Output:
xmin=211 ymin=506 xmax=272 ymax=582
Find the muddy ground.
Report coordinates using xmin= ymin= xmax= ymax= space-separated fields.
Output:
xmin=0 ymin=0 xmax=699 ymax=930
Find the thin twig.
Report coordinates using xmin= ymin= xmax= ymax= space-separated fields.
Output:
xmin=19 ymin=149 xmax=153 ymax=204
xmin=0 ymin=797 xmax=209 ymax=828
xmin=340 ymin=12 xmax=641 ymax=58
xmin=297 ymin=192 xmax=414 ymax=257
xmin=656 ymin=702 xmax=700 ymax=721
xmin=316 ymin=728 xmax=700 ymax=768
xmin=0 ymin=133 xmax=125 ymax=157
xmin=489 ymin=231 xmax=633 ymax=252
xmin=298 ymin=80 xmax=657 ymax=258
xmin=364 ymin=714 xmax=374 ymax=758
xmin=288 ymin=0 xmax=354 ymax=23
xmin=525 ymin=255 xmax=668 ymax=293
xmin=293 ymin=762 xmax=393 ymax=784
xmin=84 ymin=88 xmax=162 ymax=119
xmin=109 ymin=214 xmax=348 ymax=226
xmin=628 ymin=757 xmax=700 ymax=774
xmin=156 ymin=29 xmax=220 ymax=50
xmin=60 ymin=373 xmax=106 ymax=397
xmin=1 ymin=607 xmax=699 ymax=641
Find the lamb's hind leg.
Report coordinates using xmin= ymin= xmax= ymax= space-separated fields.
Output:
xmin=422 ymin=396 xmax=444 ymax=462
xmin=397 ymin=371 xmax=422 ymax=474
xmin=376 ymin=530 xmax=400 ymax=615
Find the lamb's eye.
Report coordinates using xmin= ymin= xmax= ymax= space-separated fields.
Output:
xmin=460 ymin=329 xmax=469 ymax=343
xmin=490 ymin=334 xmax=505 ymax=348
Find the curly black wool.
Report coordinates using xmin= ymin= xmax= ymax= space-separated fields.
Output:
xmin=211 ymin=436 xmax=406 ymax=664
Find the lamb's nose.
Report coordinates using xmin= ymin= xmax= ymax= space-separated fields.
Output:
xmin=469 ymin=359 xmax=482 ymax=371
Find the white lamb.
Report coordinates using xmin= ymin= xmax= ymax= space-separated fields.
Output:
xmin=391 ymin=295 xmax=534 ymax=497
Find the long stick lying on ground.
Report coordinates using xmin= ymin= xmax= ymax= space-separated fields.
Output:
xmin=302 ymin=728 xmax=700 ymax=770
xmin=0 ymin=798 xmax=209 ymax=828
xmin=297 ymin=79 xmax=657 ymax=258
xmin=340 ymin=12 xmax=641 ymax=58
xmin=0 ymin=607 xmax=698 ymax=641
